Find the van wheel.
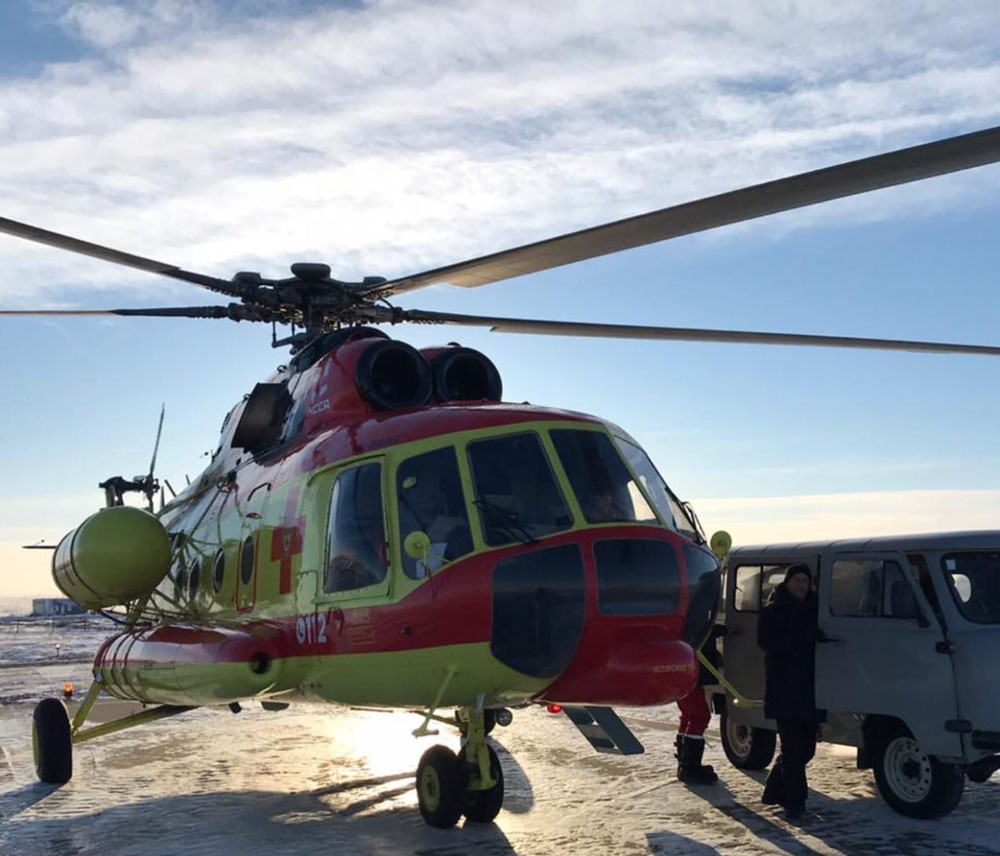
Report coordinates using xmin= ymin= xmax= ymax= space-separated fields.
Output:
xmin=720 ymin=707 xmax=776 ymax=770
xmin=33 ymin=698 xmax=73 ymax=784
xmin=873 ymin=729 xmax=964 ymax=818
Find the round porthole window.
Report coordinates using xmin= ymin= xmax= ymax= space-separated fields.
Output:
xmin=240 ymin=536 xmax=255 ymax=585
xmin=188 ymin=560 xmax=201 ymax=599
xmin=213 ymin=550 xmax=226 ymax=594
xmin=175 ymin=564 xmax=187 ymax=596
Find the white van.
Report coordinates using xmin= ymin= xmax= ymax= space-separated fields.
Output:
xmin=710 ymin=532 xmax=1000 ymax=818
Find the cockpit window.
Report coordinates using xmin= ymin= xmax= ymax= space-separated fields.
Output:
xmin=551 ymin=429 xmax=656 ymax=525
xmin=397 ymin=447 xmax=474 ymax=578
xmin=613 ymin=435 xmax=699 ymax=538
xmin=324 ymin=462 xmax=387 ymax=593
xmin=942 ymin=552 xmax=1000 ymax=624
xmin=467 ymin=433 xmax=572 ymax=546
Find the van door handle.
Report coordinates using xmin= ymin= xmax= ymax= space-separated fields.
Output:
xmin=817 ymin=635 xmax=844 ymax=644
xmin=935 ymin=640 xmax=955 ymax=654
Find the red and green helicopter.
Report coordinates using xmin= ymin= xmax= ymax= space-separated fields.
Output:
xmin=2 ymin=124 xmax=1000 ymax=828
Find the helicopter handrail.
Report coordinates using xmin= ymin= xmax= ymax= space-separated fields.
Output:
xmin=696 ymin=651 xmax=762 ymax=709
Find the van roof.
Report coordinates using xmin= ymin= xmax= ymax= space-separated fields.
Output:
xmin=729 ymin=530 xmax=1000 ymax=557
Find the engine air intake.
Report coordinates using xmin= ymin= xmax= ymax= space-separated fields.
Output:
xmin=431 ymin=347 xmax=502 ymax=402
xmin=355 ymin=340 xmax=433 ymax=411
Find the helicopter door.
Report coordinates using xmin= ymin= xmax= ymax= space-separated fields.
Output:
xmin=316 ymin=459 xmax=391 ymax=604
xmin=238 ymin=482 xmax=271 ymax=612
xmin=815 ymin=551 xmax=961 ymax=757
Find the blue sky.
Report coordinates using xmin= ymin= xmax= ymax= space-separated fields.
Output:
xmin=2 ymin=0 xmax=1000 ymax=596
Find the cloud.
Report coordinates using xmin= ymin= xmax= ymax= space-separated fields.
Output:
xmin=1 ymin=0 xmax=999 ymax=307
xmin=692 ymin=488 xmax=1000 ymax=547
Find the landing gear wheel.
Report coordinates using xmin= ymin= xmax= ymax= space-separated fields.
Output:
xmin=873 ymin=728 xmax=965 ymax=818
xmin=462 ymin=745 xmax=505 ymax=823
xmin=416 ymin=745 xmax=464 ymax=828
xmin=32 ymin=698 xmax=72 ymax=784
xmin=720 ymin=707 xmax=776 ymax=770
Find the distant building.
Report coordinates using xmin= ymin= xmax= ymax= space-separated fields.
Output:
xmin=31 ymin=598 xmax=85 ymax=616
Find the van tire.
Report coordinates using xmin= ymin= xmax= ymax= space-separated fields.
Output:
xmin=872 ymin=727 xmax=964 ymax=818
xmin=720 ymin=707 xmax=776 ymax=770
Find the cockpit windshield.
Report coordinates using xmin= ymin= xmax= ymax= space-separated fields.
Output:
xmin=612 ymin=435 xmax=700 ymax=539
xmin=395 ymin=424 xmax=696 ymax=563
xmin=467 ymin=433 xmax=572 ymax=546
xmin=550 ymin=429 xmax=656 ymax=524
xmin=943 ymin=552 xmax=1000 ymax=624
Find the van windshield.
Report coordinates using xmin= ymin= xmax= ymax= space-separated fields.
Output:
xmin=942 ymin=552 xmax=1000 ymax=624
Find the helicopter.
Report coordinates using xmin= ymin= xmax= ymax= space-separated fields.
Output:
xmin=3 ymin=123 xmax=1000 ymax=829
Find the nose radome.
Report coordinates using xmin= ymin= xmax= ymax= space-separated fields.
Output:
xmin=538 ymin=634 xmax=698 ymax=707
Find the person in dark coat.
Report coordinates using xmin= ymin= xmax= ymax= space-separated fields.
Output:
xmin=756 ymin=563 xmax=824 ymax=818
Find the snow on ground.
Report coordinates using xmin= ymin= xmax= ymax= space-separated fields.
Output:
xmin=3 ymin=626 xmax=1000 ymax=855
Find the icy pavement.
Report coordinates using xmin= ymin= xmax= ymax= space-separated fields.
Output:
xmin=3 ymin=663 xmax=1000 ymax=854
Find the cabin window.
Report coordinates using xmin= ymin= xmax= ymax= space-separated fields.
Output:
xmin=188 ymin=560 xmax=201 ymax=599
xmin=240 ymin=536 xmax=255 ymax=585
xmin=324 ymin=462 xmax=387 ymax=592
xmin=397 ymin=446 xmax=473 ymax=578
xmin=467 ymin=432 xmax=571 ymax=546
xmin=213 ymin=549 xmax=226 ymax=594
xmin=174 ymin=564 xmax=188 ymax=598
xmin=942 ymin=552 xmax=1000 ymax=624
xmin=830 ymin=559 xmax=917 ymax=618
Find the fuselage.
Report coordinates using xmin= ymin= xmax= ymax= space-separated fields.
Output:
xmin=91 ymin=332 xmax=719 ymax=712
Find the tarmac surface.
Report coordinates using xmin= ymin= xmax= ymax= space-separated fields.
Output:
xmin=3 ymin=623 xmax=1000 ymax=855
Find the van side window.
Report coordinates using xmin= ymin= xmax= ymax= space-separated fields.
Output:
xmin=324 ymin=463 xmax=387 ymax=593
xmin=831 ymin=560 xmax=917 ymax=618
xmin=734 ymin=566 xmax=761 ymax=611
xmin=733 ymin=565 xmax=786 ymax=611
xmin=907 ymin=552 xmax=944 ymax=624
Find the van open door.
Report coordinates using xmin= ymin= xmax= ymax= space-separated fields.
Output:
xmin=723 ymin=556 xmax=818 ymax=726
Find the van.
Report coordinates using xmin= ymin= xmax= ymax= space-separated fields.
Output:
xmin=710 ymin=532 xmax=1000 ymax=818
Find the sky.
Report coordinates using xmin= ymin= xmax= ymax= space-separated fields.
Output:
xmin=1 ymin=0 xmax=1000 ymax=597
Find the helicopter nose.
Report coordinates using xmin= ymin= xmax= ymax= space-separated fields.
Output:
xmin=487 ymin=531 xmax=702 ymax=706
xmin=537 ymin=629 xmax=698 ymax=707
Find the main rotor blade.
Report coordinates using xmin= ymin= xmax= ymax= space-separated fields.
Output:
xmin=394 ymin=309 xmax=1000 ymax=357
xmin=0 ymin=306 xmax=261 ymax=319
xmin=148 ymin=404 xmax=165 ymax=481
xmin=0 ymin=217 xmax=250 ymax=299
xmin=371 ymin=125 xmax=1000 ymax=298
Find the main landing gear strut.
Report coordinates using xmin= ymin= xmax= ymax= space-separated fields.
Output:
xmin=415 ymin=707 xmax=508 ymax=828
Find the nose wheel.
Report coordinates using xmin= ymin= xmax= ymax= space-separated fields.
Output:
xmin=414 ymin=708 xmax=506 ymax=828
xmin=32 ymin=698 xmax=73 ymax=784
